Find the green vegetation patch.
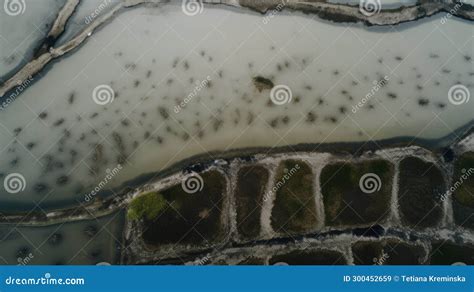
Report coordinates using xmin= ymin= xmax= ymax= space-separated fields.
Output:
xmin=453 ymin=152 xmax=474 ymax=207
xmin=269 ymin=249 xmax=347 ymax=265
xmin=140 ymin=170 xmax=226 ymax=246
xmin=429 ymin=241 xmax=474 ymax=265
xmin=452 ymin=201 xmax=474 ymax=230
xmin=127 ymin=192 xmax=167 ymax=221
xmin=270 ymin=160 xmax=318 ymax=235
xmin=321 ymin=160 xmax=393 ymax=227
xmin=352 ymin=239 xmax=426 ymax=265
xmin=452 ymin=152 xmax=474 ymax=229
xmin=235 ymin=165 xmax=269 ymax=240
xmin=398 ymin=157 xmax=444 ymax=228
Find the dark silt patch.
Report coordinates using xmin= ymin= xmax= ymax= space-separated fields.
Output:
xmin=321 ymin=160 xmax=393 ymax=227
xmin=269 ymin=249 xmax=347 ymax=265
xmin=252 ymin=76 xmax=274 ymax=92
xmin=235 ymin=165 xmax=269 ymax=240
xmin=452 ymin=152 xmax=474 ymax=230
xmin=398 ymin=157 xmax=444 ymax=228
xmin=140 ymin=170 xmax=226 ymax=247
xmin=270 ymin=160 xmax=318 ymax=235
xmin=352 ymin=239 xmax=426 ymax=265
xmin=429 ymin=241 xmax=474 ymax=265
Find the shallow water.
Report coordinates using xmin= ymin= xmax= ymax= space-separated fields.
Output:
xmin=0 ymin=0 xmax=66 ymax=79
xmin=0 ymin=211 xmax=124 ymax=265
xmin=0 ymin=3 xmax=472 ymax=209
xmin=55 ymin=0 xmax=121 ymax=46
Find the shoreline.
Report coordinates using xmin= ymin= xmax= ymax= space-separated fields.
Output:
xmin=1 ymin=126 xmax=472 ymax=224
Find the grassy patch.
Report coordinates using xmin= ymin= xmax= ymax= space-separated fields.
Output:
xmin=270 ymin=160 xmax=318 ymax=234
xmin=321 ymin=160 xmax=393 ymax=226
xmin=453 ymin=152 xmax=474 ymax=207
xmin=235 ymin=165 xmax=269 ymax=240
xmin=451 ymin=152 xmax=474 ymax=229
xmin=127 ymin=192 xmax=167 ymax=221
xmin=141 ymin=171 xmax=226 ymax=246
xmin=398 ymin=157 xmax=444 ymax=228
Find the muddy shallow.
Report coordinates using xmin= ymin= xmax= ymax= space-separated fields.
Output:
xmin=0 ymin=2 xmax=472 ymax=211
